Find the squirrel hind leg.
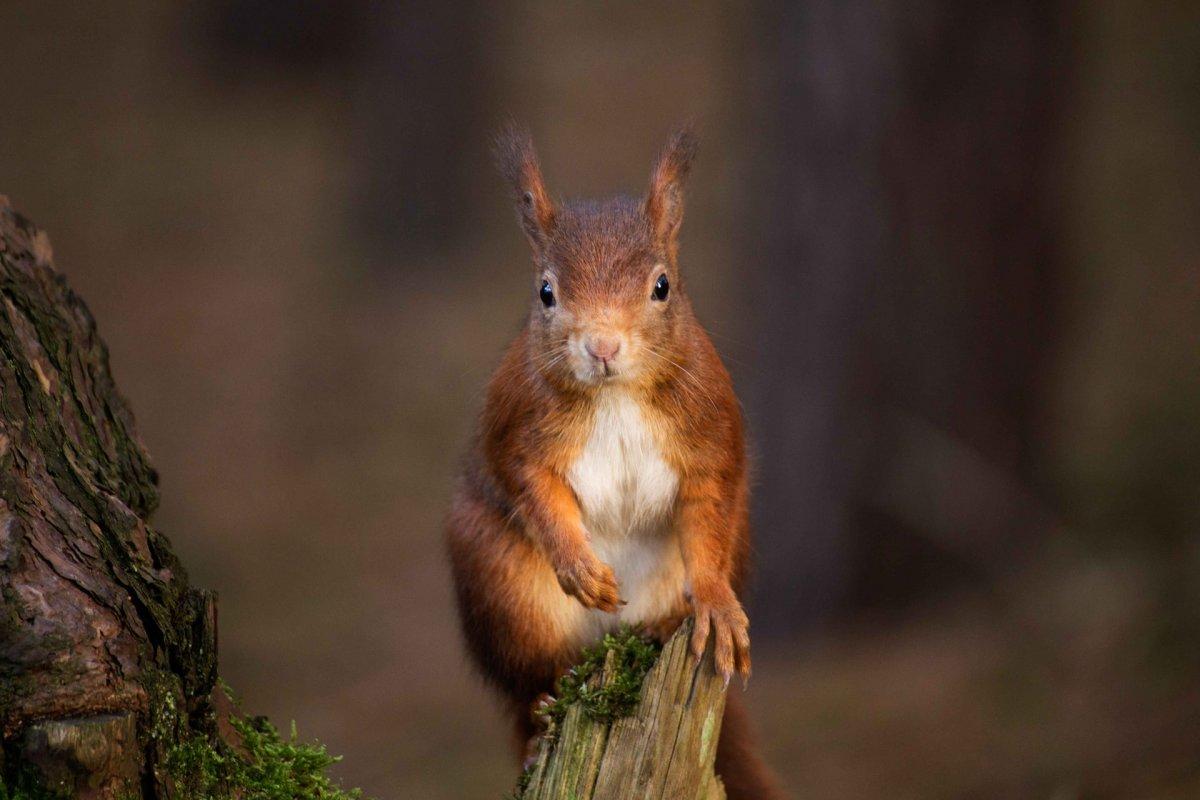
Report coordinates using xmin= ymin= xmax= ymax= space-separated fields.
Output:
xmin=510 ymin=703 xmax=538 ymax=766
xmin=509 ymin=689 xmax=559 ymax=767
xmin=518 ymin=692 xmax=556 ymax=769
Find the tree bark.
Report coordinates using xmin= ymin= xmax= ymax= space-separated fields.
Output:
xmin=516 ymin=622 xmax=728 ymax=800
xmin=0 ymin=197 xmax=216 ymax=798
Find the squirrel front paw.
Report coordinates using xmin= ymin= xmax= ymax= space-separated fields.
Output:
xmin=689 ymin=584 xmax=751 ymax=686
xmin=553 ymin=550 xmax=621 ymax=612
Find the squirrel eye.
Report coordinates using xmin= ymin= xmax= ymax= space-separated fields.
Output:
xmin=539 ymin=279 xmax=556 ymax=307
xmin=652 ymin=273 xmax=670 ymax=301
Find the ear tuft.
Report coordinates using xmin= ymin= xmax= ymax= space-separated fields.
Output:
xmin=645 ymin=126 xmax=698 ymax=250
xmin=494 ymin=122 xmax=556 ymax=252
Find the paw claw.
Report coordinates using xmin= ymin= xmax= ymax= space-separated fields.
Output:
xmin=689 ymin=586 xmax=751 ymax=689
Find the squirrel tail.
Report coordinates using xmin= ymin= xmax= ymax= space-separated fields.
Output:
xmin=717 ymin=690 xmax=788 ymax=800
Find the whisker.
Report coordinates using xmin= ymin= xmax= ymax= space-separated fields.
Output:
xmin=643 ymin=346 xmax=720 ymax=415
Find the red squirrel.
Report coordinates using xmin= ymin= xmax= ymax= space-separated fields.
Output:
xmin=446 ymin=126 xmax=783 ymax=799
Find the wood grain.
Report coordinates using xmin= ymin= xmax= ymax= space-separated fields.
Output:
xmin=518 ymin=621 xmax=727 ymax=800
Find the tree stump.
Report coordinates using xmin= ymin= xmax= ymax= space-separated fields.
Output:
xmin=0 ymin=197 xmax=216 ymax=798
xmin=517 ymin=622 xmax=728 ymax=800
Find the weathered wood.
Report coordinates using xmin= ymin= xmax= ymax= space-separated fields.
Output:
xmin=518 ymin=622 xmax=728 ymax=800
xmin=0 ymin=197 xmax=216 ymax=797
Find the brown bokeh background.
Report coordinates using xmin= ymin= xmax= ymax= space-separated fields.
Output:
xmin=3 ymin=2 xmax=1199 ymax=797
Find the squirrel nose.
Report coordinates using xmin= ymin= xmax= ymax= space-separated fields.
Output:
xmin=585 ymin=335 xmax=621 ymax=362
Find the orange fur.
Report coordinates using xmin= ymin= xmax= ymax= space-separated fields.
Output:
xmin=446 ymin=127 xmax=783 ymax=799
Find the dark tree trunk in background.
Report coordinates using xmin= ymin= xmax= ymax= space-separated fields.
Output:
xmin=351 ymin=1 xmax=487 ymax=259
xmin=196 ymin=0 xmax=488 ymax=261
xmin=746 ymin=1 xmax=1068 ymax=636
xmin=0 ymin=198 xmax=216 ymax=798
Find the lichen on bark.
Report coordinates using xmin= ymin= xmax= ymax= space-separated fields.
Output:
xmin=0 ymin=197 xmax=213 ymax=797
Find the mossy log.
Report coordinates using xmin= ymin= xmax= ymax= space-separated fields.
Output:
xmin=0 ymin=197 xmax=216 ymax=798
xmin=517 ymin=622 xmax=728 ymax=800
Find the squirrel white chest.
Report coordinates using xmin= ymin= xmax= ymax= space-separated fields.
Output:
xmin=567 ymin=391 xmax=679 ymax=539
xmin=560 ymin=391 xmax=685 ymax=634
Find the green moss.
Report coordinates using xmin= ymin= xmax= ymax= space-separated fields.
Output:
xmin=0 ymin=765 xmax=69 ymax=800
xmin=164 ymin=683 xmax=367 ymax=800
xmin=543 ymin=627 xmax=661 ymax=725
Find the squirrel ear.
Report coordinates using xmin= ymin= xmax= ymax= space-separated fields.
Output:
xmin=494 ymin=123 xmax=556 ymax=254
xmin=644 ymin=127 xmax=698 ymax=252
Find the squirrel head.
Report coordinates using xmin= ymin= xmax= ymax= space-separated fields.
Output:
xmin=494 ymin=124 xmax=698 ymax=389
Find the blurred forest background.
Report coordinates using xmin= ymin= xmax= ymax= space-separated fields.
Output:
xmin=2 ymin=2 xmax=1199 ymax=797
